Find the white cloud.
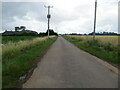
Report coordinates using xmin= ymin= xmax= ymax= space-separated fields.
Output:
xmin=97 ymin=25 xmax=113 ymax=32
xmin=1 ymin=0 xmax=118 ymax=34
xmin=49 ymin=0 xmax=118 ymax=34
xmin=3 ymin=16 xmax=47 ymax=33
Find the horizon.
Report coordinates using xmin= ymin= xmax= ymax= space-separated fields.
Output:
xmin=1 ymin=28 xmax=118 ymax=35
xmin=1 ymin=0 xmax=118 ymax=34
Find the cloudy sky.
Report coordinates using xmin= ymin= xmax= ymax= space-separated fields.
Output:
xmin=1 ymin=0 xmax=119 ymax=34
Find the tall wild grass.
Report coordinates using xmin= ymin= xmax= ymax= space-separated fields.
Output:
xmin=2 ymin=36 xmax=57 ymax=88
xmin=63 ymin=35 xmax=119 ymax=64
xmin=2 ymin=37 xmax=48 ymax=60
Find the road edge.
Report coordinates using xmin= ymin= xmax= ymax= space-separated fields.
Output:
xmin=18 ymin=37 xmax=58 ymax=88
xmin=63 ymin=36 xmax=118 ymax=74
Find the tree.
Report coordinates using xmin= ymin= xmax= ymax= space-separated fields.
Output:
xmin=15 ymin=27 xmax=19 ymax=31
xmin=46 ymin=29 xmax=58 ymax=36
xmin=20 ymin=26 xmax=26 ymax=30
xmin=38 ymin=32 xmax=46 ymax=37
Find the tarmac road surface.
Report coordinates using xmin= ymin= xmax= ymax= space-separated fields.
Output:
xmin=23 ymin=36 xmax=118 ymax=88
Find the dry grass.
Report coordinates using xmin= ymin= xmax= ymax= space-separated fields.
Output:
xmin=3 ymin=37 xmax=46 ymax=57
xmin=2 ymin=36 xmax=55 ymax=60
xmin=68 ymin=35 xmax=118 ymax=46
xmin=63 ymin=35 xmax=119 ymax=64
xmin=2 ymin=36 xmax=57 ymax=88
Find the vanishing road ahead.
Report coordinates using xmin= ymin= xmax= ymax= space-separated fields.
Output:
xmin=23 ymin=37 xmax=118 ymax=88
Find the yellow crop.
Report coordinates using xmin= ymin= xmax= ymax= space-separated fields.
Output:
xmin=2 ymin=36 xmax=55 ymax=59
xmin=68 ymin=35 xmax=118 ymax=46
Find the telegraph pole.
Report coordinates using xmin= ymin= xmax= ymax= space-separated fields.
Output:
xmin=44 ymin=5 xmax=53 ymax=39
xmin=93 ymin=0 xmax=97 ymax=41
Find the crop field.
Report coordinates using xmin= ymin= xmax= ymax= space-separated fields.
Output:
xmin=68 ymin=35 xmax=118 ymax=46
xmin=2 ymin=36 xmax=37 ymax=44
xmin=2 ymin=36 xmax=57 ymax=88
xmin=3 ymin=37 xmax=47 ymax=59
xmin=63 ymin=35 xmax=119 ymax=64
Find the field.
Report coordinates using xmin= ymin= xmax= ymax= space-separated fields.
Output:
xmin=63 ymin=35 xmax=119 ymax=64
xmin=68 ymin=35 xmax=118 ymax=46
xmin=2 ymin=36 xmax=37 ymax=44
xmin=2 ymin=36 xmax=57 ymax=88
xmin=2 ymin=35 xmax=119 ymax=88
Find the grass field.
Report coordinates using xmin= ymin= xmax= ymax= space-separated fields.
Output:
xmin=68 ymin=35 xmax=118 ymax=46
xmin=63 ymin=35 xmax=119 ymax=64
xmin=2 ymin=36 xmax=57 ymax=88
xmin=2 ymin=36 xmax=37 ymax=44
xmin=2 ymin=37 xmax=47 ymax=60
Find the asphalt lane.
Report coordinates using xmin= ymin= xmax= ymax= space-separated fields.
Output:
xmin=23 ymin=36 xmax=118 ymax=88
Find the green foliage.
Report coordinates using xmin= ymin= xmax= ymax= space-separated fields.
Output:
xmin=46 ymin=29 xmax=58 ymax=36
xmin=2 ymin=36 xmax=37 ymax=44
xmin=63 ymin=36 xmax=119 ymax=64
xmin=19 ymin=32 xmax=38 ymax=36
xmin=2 ymin=37 xmax=57 ymax=88
xmin=38 ymin=30 xmax=58 ymax=37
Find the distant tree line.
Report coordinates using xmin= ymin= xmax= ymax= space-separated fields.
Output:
xmin=38 ymin=29 xmax=58 ymax=37
xmin=63 ymin=32 xmax=119 ymax=35
xmin=2 ymin=26 xmax=58 ymax=36
xmin=88 ymin=32 xmax=118 ymax=35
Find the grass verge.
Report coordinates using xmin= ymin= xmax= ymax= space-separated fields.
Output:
xmin=2 ymin=37 xmax=47 ymax=60
xmin=63 ymin=36 xmax=119 ymax=64
xmin=2 ymin=37 xmax=57 ymax=88
xmin=2 ymin=36 xmax=37 ymax=44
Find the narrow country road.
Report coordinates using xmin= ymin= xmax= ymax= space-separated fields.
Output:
xmin=23 ymin=36 xmax=118 ymax=88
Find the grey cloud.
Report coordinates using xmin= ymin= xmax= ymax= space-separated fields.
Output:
xmin=2 ymin=2 xmax=48 ymax=30
xmin=1 ymin=0 xmax=118 ymax=34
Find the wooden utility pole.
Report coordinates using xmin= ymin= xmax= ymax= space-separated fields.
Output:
xmin=93 ymin=0 xmax=97 ymax=41
xmin=44 ymin=5 xmax=53 ymax=38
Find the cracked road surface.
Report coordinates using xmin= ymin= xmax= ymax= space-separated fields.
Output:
xmin=23 ymin=37 xmax=118 ymax=88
